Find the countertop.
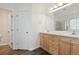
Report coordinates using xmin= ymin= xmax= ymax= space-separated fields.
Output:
xmin=40 ymin=31 xmax=79 ymax=38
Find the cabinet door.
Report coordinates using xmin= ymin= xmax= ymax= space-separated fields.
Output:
xmin=71 ymin=39 xmax=79 ymax=55
xmin=40 ymin=33 xmax=48 ymax=51
xmin=59 ymin=37 xmax=71 ymax=55
xmin=48 ymin=35 xmax=59 ymax=55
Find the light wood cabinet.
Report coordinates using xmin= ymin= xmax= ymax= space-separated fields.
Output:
xmin=71 ymin=39 xmax=79 ymax=55
xmin=40 ymin=33 xmax=59 ymax=54
xmin=40 ymin=33 xmax=79 ymax=55
xmin=40 ymin=33 xmax=49 ymax=51
xmin=48 ymin=35 xmax=59 ymax=55
xmin=59 ymin=37 xmax=71 ymax=55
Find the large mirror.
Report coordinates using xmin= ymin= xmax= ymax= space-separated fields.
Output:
xmin=52 ymin=3 xmax=79 ymax=31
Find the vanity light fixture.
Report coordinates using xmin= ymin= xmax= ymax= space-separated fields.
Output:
xmin=50 ymin=8 xmax=54 ymax=10
xmin=49 ymin=3 xmax=64 ymax=11
xmin=49 ymin=3 xmax=72 ymax=13
xmin=57 ymin=3 xmax=63 ymax=6
xmin=53 ymin=5 xmax=58 ymax=9
xmin=49 ymin=6 xmax=58 ymax=11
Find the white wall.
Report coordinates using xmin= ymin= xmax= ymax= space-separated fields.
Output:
xmin=30 ymin=4 xmax=55 ymax=50
xmin=0 ymin=3 xmax=55 ymax=50
xmin=0 ymin=4 xmax=32 ymax=50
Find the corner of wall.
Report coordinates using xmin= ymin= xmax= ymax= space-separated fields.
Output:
xmin=28 ymin=45 xmax=40 ymax=51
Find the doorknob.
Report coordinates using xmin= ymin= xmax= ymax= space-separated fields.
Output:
xmin=8 ymin=31 xmax=10 ymax=33
xmin=11 ymin=29 xmax=13 ymax=31
xmin=26 ymin=32 xmax=28 ymax=34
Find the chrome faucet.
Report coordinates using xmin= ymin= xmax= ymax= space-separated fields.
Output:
xmin=72 ymin=30 xmax=76 ymax=35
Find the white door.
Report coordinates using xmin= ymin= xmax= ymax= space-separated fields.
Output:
xmin=8 ymin=11 xmax=12 ymax=48
xmin=12 ymin=11 xmax=31 ymax=50
xmin=0 ymin=9 xmax=11 ymax=46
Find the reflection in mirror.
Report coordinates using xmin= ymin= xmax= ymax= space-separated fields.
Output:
xmin=51 ymin=3 xmax=79 ymax=32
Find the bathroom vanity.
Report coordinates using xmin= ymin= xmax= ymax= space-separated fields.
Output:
xmin=40 ymin=31 xmax=79 ymax=55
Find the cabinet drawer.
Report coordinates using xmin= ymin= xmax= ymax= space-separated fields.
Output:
xmin=49 ymin=43 xmax=58 ymax=49
xmin=49 ymin=40 xmax=59 ymax=43
xmin=49 ymin=46 xmax=58 ymax=50
xmin=60 ymin=37 xmax=72 ymax=42
xmin=49 ymin=48 xmax=58 ymax=55
xmin=71 ymin=39 xmax=79 ymax=45
xmin=48 ymin=36 xmax=59 ymax=42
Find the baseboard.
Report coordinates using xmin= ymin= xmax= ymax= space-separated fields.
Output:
xmin=11 ymin=45 xmax=40 ymax=51
xmin=28 ymin=46 xmax=40 ymax=51
xmin=12 ymin=46 xmax=29 ymax=50
xmin=0 ymin=43 xmax=9 ymax=46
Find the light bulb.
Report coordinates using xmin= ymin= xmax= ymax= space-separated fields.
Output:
xmin=50 ymin=8 xmax=54 ymax=10
xmin=58 ymin=3 xmax=63 ymax=6
xmin=53 ymin=5 xmax=58 ymax=8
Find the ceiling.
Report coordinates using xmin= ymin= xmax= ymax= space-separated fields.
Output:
xmin=0 ymin=3 xmax=73 ymax=14
xmin=0 ymin=3 xmax=58 ymax=13
xmin=32 ymin=3 xmax=60 ymax=14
